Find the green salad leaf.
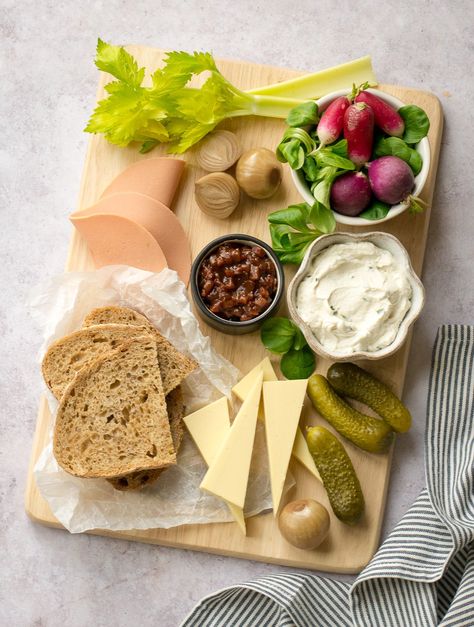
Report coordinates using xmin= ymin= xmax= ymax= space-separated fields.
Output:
xmin=281 ymin=345 xmax=316 ymax=379
xmin=375 ymin=136 xmax=423 ymax=175
xmin=268 ymin=201 xmax=335 ymax=264
xmin=398 ymin=105 xmax=430 ymax=144
xmin=286 ymin=101 xmax=319 ymax=127
xmin=260 ymin=318 xmax=315 ymax=379
xmin=358 ymin=199 xmax=391 ymax=220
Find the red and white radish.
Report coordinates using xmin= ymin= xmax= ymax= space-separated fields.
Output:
xmin=344 ymin=103 xmax=374 ymax=167
xmin=330 ymin=172 xmax=372 ymax=216
xmin=355 ymin=91 xmax=405 ymax=137
xmin=368 ymin=156 xmax=414 ymax=204
xmin=317 ymin=96 xmax=351 ymax=147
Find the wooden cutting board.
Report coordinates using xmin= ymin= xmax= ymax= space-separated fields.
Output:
xmin=25 ymin=46 xmax=443 ymax=573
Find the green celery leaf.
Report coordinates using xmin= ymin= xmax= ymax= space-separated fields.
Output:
xmin=260 ymin=317 xmax=297 ymax=354
xmin=358 ymin=199 xmax=391 ymax=220
xmin=398 ymin=105 xmax=430 ymax=144
xmin=281 ymin=345 xmax=315 ymax=379
xmin=286 ymin=101 xmax=319 ymax=127
xmin=85 ymin=84 xmax=153 ymax=146
xmin=95 ymin=39 xmax=144 ymax=87
xmin=140 ymin=139 xmax=159 ymax=154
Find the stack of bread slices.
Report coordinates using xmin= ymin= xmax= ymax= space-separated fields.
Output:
xmin=41 ymin=306 xmax=197 ymax=491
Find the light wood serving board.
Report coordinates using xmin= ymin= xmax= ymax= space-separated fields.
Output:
xmin=25 ymin=46 xmax=443 ymax=573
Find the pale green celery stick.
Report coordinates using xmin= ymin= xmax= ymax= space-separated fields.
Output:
xmin=227 ymin=95 xmax=307 ymax=119
xmin=246 ymin=56 xmax=376 ymax=99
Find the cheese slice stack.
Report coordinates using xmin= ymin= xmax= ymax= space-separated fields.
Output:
xmin=232 ymin=358 xmax=320 ymax=481
xmin=263 ymin=380 xmax=309 ymax=514
xmin=183 ymin=398 xmax=246 ymax=534
xmin=200 ymin=372 xmax=263 ymax=512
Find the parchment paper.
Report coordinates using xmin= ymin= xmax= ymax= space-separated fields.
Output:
xmin=29 ymin=265 xmax=275 ymax=533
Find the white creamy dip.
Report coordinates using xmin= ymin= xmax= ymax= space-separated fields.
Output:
xmin=296 ymin=241 xmax=412 ymax=354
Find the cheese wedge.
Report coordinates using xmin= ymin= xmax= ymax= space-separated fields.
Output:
xmin=233 ymin=358 xmax=320 ymax=482
xmin=183 ymin=398 xmax=245 ymax=533
xmin=263 ymin=380 xmax=309 ymax=514
xmin=293 ymin=428 xmax=321 ymax=481
xmin=200 ymin=372 xmax=263 ymax=510
xmin=232 ymin=357 xmax=277 ymax=401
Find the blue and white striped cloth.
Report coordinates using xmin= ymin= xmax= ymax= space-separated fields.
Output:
xmin=183 ymin=325 xmax=474 ymax=627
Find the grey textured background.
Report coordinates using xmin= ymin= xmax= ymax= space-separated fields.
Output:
xmin=1 ymin=1 xmax=473 ymax=625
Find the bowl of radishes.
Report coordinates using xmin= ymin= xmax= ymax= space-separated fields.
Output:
xmin=285 ymin=87 xmax=430 ymax=226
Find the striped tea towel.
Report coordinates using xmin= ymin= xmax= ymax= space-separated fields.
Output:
xmin=182 ymin=325 xmax=474 ymax=627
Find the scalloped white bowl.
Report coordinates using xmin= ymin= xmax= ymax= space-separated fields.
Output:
xmin=287 ymin=231 xmax=425 ymax=361
xmin=291 ymin=88 xmax=431 ymax=226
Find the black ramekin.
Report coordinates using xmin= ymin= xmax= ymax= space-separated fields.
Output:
xmin=191 ymin=234 xmax=285 ymax=335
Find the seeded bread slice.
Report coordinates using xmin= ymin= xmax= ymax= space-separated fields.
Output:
xmin=42 ymin=323 xmax=196 ymax=400
xmin=53 ymin=337 xmax=176 ymax=478
xmin=107 ymin=385 xmax=185 ymax=491
xmin=82 ymin=306 xmax=197 ymax=393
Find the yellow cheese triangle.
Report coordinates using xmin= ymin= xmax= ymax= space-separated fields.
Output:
xmin=183 ymin=398 xmax=246 ymax=533
xmin=263 ymin=380 xmax=309 ymax=515
xmin=292 ymin=428 xmax=322 ymax=482
xmin=183 ymin=398 xmax=230 ymax=465
xmin=232 ymin=357 xmax=277 ymax=401
xmin=200 ymin=372 xmax=263 ymax=510
xmin=233 ymin=358 xmax=314 ymax=477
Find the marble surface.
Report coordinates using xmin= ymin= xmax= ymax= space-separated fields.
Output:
xmin=1 ymin=1 xmax=473 ymax=625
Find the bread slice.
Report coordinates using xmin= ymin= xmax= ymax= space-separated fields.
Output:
xmin=83 ymin=306 xmax=156 ymax=332
xmin=107 ymin=385 xmax=185 ymax=491
xmin=83 ymin=306 xmax=197 ymax=394
xmin=53 ymin=337 xmax=176 ymax=478
xmin=42 ymin=323 xmax=196 ymax=400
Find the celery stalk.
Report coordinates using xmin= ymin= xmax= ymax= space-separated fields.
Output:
xmin=227 ymin=94 xmax=308 ymax=119
xmin=246 ymin=56 xmax=376 ymax=100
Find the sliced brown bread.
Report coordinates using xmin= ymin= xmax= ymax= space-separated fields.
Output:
xmin=107 ymin=385 xmax=185 ymax=491
xmin=42 ymin=322 xmax=196 ymax=400
xmin=83 ymin=306 xmax=197 ymax=393
xmin=53 ymin=337 xmax=176 ymax=478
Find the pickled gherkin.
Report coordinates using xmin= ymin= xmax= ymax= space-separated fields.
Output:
xmin=307 ymin=426 xmax=364 ymax=525
xmin=308 ymin=374 xmax=394 ymax=453
xmin=327 ymin=362 xmax=412 ymax=433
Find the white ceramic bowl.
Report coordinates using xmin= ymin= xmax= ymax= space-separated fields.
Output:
xmin=291 ymin=88 xmax=431 ymax=226
xmin=287 ymin=231 xmax=425 ymax=361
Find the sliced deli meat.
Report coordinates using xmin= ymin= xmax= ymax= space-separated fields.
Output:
xmin=70 ymin=212 xmax=168 ymax=274
xmin=70 ymin=192 xmax=192 ymax=284
xmin=100 ymin=157 xmax=185 ymax=208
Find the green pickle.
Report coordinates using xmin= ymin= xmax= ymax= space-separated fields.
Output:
xmin=307 ymin=426 xmax=364 ymax=525
xmin=327 ymin=362 xmax=412 ymax=433
xmin=307 ymin=374 xmax=394 ymax=453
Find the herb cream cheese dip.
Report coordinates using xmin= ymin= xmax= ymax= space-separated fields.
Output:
xmin=296 ymin=241 xmax=412 ymax=354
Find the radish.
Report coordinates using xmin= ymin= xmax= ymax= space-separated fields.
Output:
xmin=355 ymin=91 xmax=405 ymax=137
xmin=330 ymin=171 xmax=372 ymax=216
xmin=344 ymin=102 xmax=374 ymax=166
xmin=317 ymin=96 xmax=351 ymax=146
xmin=368 ymin=156 xmax=414 ymax=204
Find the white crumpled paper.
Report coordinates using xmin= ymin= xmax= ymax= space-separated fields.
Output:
xmin=29 ymin=265 xmax=275 ymax=533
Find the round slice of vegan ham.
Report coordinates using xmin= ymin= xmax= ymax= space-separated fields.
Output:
xmin=70 ymin=213 xmax=168 ymax=274
xmin=100 ymin=158 xmax=185 ymax=209
xmin=71 ymin=192 xmax=192 ymax=285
